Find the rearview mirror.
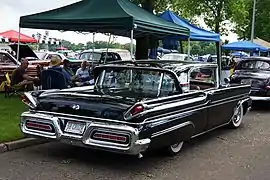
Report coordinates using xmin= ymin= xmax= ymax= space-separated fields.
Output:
xmin=224 ymin=77 xmax=230 ymax=84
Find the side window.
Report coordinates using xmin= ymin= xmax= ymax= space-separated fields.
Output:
xmin=79 ymin=52 xmax=90 ymax=60
xmin=190 ymin=67 xmax=216 ymax=90
xmin=160 ymin=73 xmax=179 ymax=96
xmin=0 ymin=53 xmax=15 ymax=64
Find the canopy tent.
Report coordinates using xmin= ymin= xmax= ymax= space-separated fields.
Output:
xmin=19 ymin=0 xmax=189 ymax=38
xmin=0 ymin=30 xmax=37 ymax=43
xmin=253 ymin=37 xmax=270 ymax=50
xmin=159 ymin=10 xmax=220 ymax=42
xmin=222 ymin=41 xmax=268 ymax=52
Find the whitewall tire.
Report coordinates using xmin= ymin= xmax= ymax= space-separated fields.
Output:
xmin=229 ymin=103 xmax=244 ymax=129
xmin=166 ymin=142 xmax=184 ymax=156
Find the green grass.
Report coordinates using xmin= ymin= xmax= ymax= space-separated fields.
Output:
xmin=0 ymin=94 xmax=27 ymax=143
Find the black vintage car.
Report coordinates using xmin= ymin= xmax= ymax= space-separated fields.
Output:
xmin=20 ymin=60 xmax=251 ymax=158
xmin=230 ymin=57 xmax=270 ymax=101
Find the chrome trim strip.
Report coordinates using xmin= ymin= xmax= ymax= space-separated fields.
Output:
xmin=191 ymin=122 xmax=230 ymax=139
xmin=250 ymin=96 xmax=270 ymax=101
xmin=145 ymin=96 xmax=207 ymax=113
xmin=143 ymin=90 xmax=205 ymax=104
xmin=144 ymin=95 xmax=248 ymax=123
xmin=151 ymin=121 xmax=193 ymax=138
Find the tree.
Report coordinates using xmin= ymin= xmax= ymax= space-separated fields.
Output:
xmin=235 ymin=0 xmax=270 ymax=41
xmin=175 ymin=0 xmax=248 ymax=35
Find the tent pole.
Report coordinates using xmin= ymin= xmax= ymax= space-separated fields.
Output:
xmin=105 ymin=34 xmax=112 ymax=64
xmin=130 ymin=29 xmax=134 ymax=60
xmin=187 ymin=38 xmax=191 ymax=60
xmin=92 ymin=32 xmax=95 ymax=67
xmin=17 ymin=27 xmax=21 ymax=61
xmin=216 ymin=41 xmax=221 ymax=84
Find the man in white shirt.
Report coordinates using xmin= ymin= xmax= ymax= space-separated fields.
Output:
xmin=75 ymin=60 xmax=94 ymax=85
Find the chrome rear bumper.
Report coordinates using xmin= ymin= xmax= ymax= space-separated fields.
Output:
xmin=20 ymin=111 xmax=150 ymax=155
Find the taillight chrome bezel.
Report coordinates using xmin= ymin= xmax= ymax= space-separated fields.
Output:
xmin=25 ymin=120 xmax=55 ymax=133
xmin=90 ymin=129 xmax=131 ymax=145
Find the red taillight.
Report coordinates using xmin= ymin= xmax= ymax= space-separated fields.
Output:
xmin=93 ymin=132 xmax=127 ymax=143
xmin=131 ymin=105 xmax=144 ymax=116
xmin=266 ymin=86 xmax=270 ymax=90
xmin=25 ymin=121 xmax=53 ymax=132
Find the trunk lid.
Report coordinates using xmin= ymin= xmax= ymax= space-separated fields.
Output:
xmin=36 ymin=91 xmax=136 ymax=120
xmin=9 ymin=44 xmax=39 ymax=60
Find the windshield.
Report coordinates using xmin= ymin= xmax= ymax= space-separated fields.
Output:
xmin=161 ymin=54 xmax=189 ymax=61
xmin=96 ymin=67 xmax=180 ymax=98
xmin=236 ymin=60 xmax=270 ymax=71
xmin=79 ymin=52 xmax=102 ymax=61
xmin=117 ymin=51 xmax=131 ymax=60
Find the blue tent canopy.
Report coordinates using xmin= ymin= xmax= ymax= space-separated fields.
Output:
xmin=160 ymin=10 xmax=220 ymax=42
xmin=222 ymin=41 xmax=268 ymax=52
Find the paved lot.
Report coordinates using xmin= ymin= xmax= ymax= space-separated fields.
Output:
xmin=0 ymin=104 xmax=270 ymax=180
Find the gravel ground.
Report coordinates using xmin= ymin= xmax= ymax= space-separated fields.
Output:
xmin=0 ymin=104 xmax=270 ymax=180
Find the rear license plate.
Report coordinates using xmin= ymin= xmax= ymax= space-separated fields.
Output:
xmin=241 ymin=79 xmax=252 ymax=84
xmin=64 ymin=121 xmax=86 ymax=134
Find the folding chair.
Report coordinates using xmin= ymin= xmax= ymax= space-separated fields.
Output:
xmin=4 ymin=72 xmax=26 ymax=98
xmin=40 ymin=69 xmax=68 ymax=90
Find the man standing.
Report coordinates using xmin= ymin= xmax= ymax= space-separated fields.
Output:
xmin=11 ymin=59 xmax=39 ymax=89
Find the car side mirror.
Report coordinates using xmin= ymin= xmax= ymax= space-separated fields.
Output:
xmin=224 ymin=77 xmax=230 ymax=84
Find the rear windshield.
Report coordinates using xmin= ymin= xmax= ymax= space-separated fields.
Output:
xmin=236 ymin=60 xmax=270 ymax=71
xmin=95 ymin=67 xmax=180 ymax=98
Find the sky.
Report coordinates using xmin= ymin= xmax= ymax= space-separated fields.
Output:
xmin=0 ymin=0 xmax=238 ymax=45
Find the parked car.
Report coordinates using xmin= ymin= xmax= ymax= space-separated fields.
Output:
xmin=161 ymin=53 xmax=194 ymax=61
xmin=35 ymin=51 xmax=67 ymax=61
xmin=0 ymin=50 xmax=38 ymax=85
xmin=78 ymin=49 xmax=131 ymax=63
xmin=230 ymin=57 xmax=270 ymax=101
xmin=20 ymin=60 xmax=251 ymax=158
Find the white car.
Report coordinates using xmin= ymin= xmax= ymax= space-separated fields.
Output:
xmin=35 ymin=51 xmax=67 ymax=60
xmin=161 ymin=53 xmax=194 ymax=61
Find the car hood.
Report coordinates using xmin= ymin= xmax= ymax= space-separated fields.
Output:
xmin=9 ymin=44 xmax=38 ymax=60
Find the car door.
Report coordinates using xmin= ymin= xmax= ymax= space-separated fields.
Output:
xmin=195 ymin=66 xmax=238 ymax=130
xmin=141 ymin=71 xmax=209 ymax=149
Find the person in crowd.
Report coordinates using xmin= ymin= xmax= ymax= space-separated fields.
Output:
xmin=207 ymin=55 xmax=214 ymax=62
xmin=11 ymin=59 xmax=39 ymax=90
xmin=76 ymin=60 xmax=90 ymax=81
xmin=76 ymin=60 xmax=95 ymax=85
xmin=49 ymin=56 xmax=73 ymax=86
xmin=63 ymin=59 xmax=83 ymax=83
